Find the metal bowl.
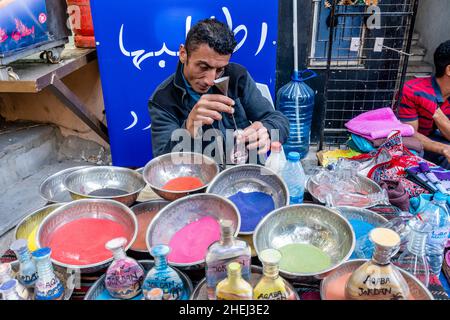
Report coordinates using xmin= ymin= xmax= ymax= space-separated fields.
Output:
xmin=320 ymin=259 xmax=434 ymax=300
xmin=142 ymin=152 xmax=220 ymax=201
xmin=335 ymin=206 xmax=388 ymax=226
xmin=39 ymin=166 xmax=92 ymax=203
xmin=306 ymin=174 xmax=382 ymax=208
xmin=253 ymin=204 xmax=355 ymax=282
xmin=36 ymin=199 xmax=138 ymax=273
xmin=206 ymin=164 xmax=289 ymax=235
xmin=190 ymin=265 xmax=300 ymax=300
xmin=84 ymin=260 xmax=193 ymax=300
xmin=130 ymin=200 xmax=170 ymax=253
xmin=10 ymin=260 xmax=76 ymax=300
xmin=135 ymin=167 xmax=162 ymax=202
xmin=146 ymin=194 xmax=241 ymax=269
xmin=14 ymin=203 xmax=65 ymax=252
xmin=64 ymin=166 xmax=146 ymax=206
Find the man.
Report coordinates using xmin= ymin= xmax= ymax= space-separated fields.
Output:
xmin=398 ymin=40 xmax=450 ymax=169
xmin=148 ymin=18 xmax=289 ymax=164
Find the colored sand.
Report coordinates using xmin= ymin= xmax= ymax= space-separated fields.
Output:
xmin=228 ymin=191 xmax=275 ymax=233
xmin=131 ymin=212 xmax=158 ymax=251
xmin=162 ymin=177 xmax=204 ymax=191
xmin=49 ymin=218 xmax=128 ymax=265
xmin=27 ymin=226 xmax=39 ymax=252
xmin=349 ymin=219 xmax=375 ymax=240
xmin=278 ymin=243 xmax=331 ymax=273
xmin=168 ymin=216 xmax=221 ymax=264
xmin=88 ymin=188 xmax=128 ymax=197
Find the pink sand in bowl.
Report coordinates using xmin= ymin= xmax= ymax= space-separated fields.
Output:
xmin=48 ymin=218 xmax=129 ymax=265
xmin=168 ymin=216 xmax=221 ymax=264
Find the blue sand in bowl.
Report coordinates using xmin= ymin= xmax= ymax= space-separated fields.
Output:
xmin=349 ymin=219 xmax=375 ymax=259
xmin=228 ymin=191 xmax=275 ymax=233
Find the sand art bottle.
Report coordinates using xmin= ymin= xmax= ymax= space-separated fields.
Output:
xmin=205 ymin=220 xmax=251 ymax=300
xmin=253 ymin=249 xmax=293 ymax=300
xmin=0 ymin=279 xmax=30 ymax=300
xmin=10 ymin=239 xmax=38 ymax=288
xmin=345 ymin=228 xmax=410 ymax=300
xmin=32 ymin=247 xmax=65 ymax=300
xmin=105 ymin=237 xmax=145 ymax=299
xmin=216 ymin=262 xmax=252 ymax=300
xmin=143 ymin=245 xmax=185 ymax=300
xmin=0 ymin=263 xmax=30 ymax=300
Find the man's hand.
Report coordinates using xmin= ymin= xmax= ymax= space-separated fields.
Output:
xmin=186 ymin=94 xmax=235 ymax=137
xmin=442 ymin=146 xmax=450 ymax=163
xmin=239 ymin=121 xmax=271 ymax=155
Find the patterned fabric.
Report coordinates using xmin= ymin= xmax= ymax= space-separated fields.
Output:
xmin=398 ymin=76 xmax=450 ymax=137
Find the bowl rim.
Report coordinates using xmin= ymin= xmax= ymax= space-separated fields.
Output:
xmin=252 ymin=203 xmax=356 ymax=277
xmin=63 ymin=166 xmax=146 ymax=200
xmin=129 ymin=199 xmax=171 ymax=253
xmin=13 ymin=203 xmax=66 ymax=241
xmin=334 ymin=206 xmax=389 ymax=225
xmin=319 ymin=258 xmax=434 ymax=300
xmin=36 ymin=199 xmax=138 ymax=270
xmin=38 ymin=166 xmax=92 ymax=203
xmin=142 ymin=152 xmax=220 ymax=195
xmin=206 ymin=164 xmax=290 ymax=235
xmin=145 ymin=193 xmax=241 ymax=268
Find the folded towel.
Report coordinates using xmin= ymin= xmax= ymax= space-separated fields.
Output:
xmin=345 ymin=107 xmax=415 ymax=140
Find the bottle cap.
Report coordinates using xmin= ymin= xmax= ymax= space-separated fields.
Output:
xmin=10 ymin=239 xmax=28 ymax=252
xmin=228 ymin=262 xmax=242 ymax=274
xmin=146 ymin=288 xmax=164 ymax=300
xmin=259 ymin=248 xmax=282 ymax=265
xmin=434 ymin=192 xmax=448 ymax=202
xmin=369 ymin=228 xmax=400 ymax=248
xmin=0 ymin=279 xmax=17 ymax=291
xmin=105 ymin=237 xmax=127 ymax=251
xmin=270 ymin=142 xmax=282 ymax=153
xmin=287 ymin=152 xmax=300 ymax=162
xmin=220 ymin=220 xmax=234 ymax=232
xmin=31 ymin=247 xmax=51 ymax=259
xmin=150 ymin=244 xmax=170 ymax=257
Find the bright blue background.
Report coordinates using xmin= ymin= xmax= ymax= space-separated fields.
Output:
xmin=0 ymin=0 xmax=49 ymax=54
xmin=90 ymin=0 xmax=278 ymax=167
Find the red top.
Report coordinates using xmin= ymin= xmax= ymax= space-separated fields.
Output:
xmin=398 ymin=76 xmax=450 ymax=136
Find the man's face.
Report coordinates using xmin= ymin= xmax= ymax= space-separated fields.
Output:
xmin=179 ymin=44 xmax=231 ymax=94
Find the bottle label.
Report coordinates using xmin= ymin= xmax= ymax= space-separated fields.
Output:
xmin=206 ymin=256 xmax=251 ymax=289
xmin=429 ymin=227 xmax=450 ymax=245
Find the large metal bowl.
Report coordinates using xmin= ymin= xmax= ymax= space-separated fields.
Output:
xmin=36 ymin=199 xmax=138 ymax=273
xmin=190 ymin=265 xmax=300 ymax=300
xmin=142 ymin=152 xmax=220 ymax=201
xmin=39 ymin=166 xmax=92 ymax=203
xmin=14 ymin=203 xmax=65 ymax=252
xmin=253 ymin=204 xmax=355 ymax=282
xmin=306 ymin=174 xmax=382 ymax=208
xmin=84 ymin=260 xmax=193 ymax=300
xmin=206 ymin=164 xmax=289 ymax=235
xmin=320 ymin=259 xmax=434 ymax=300
xmin=64 ymin=166 xmax=146 ymax=206
xmin=135 ymin=167 xmax=162 ymax=202
xmin=146 ymin=194 xmax=241 ymax=269
xmin=130 ymin=200 xmax=170 ymax=254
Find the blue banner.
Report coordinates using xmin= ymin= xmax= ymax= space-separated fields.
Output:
xmin=0 ymin=0 xmax=49 ymax=54
xmin=90 ymin=0 xmax=279 ymax=167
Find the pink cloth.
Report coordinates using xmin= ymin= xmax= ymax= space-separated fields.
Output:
xmin=345 ymin=107 xmax=415 ymax=140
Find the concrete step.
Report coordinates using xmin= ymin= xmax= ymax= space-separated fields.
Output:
xmin=406 ymin=61 xmax=434 ymax=75
xmin=411 ymin=32 xmax=420 ymax=46
xmin=409 ymin=46 xmax=427 ymax=62
xmin=0 ymin=123 xmax=59 ymax=190
xmin=0 ymin=160 xmax=93 ymax=237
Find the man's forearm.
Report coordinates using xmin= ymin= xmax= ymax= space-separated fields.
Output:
xmin=414 ymin=131 xmax=449 ymax=155
xmin=433 ymin=109 xmax=450 ymax=141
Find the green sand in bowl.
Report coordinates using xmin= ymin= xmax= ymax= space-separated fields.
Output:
xmin=278 ymin=243 xmax=332 ymax=273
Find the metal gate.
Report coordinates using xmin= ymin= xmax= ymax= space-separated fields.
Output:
xmin=318 ymin=0 xmax=419 ymax=149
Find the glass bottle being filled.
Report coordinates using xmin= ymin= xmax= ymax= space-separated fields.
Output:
xmin=205 ymin=219 xmax=251 ymax=300
xmin=216 ymin=262 xmax=253 ymax=300
xmin=143 ymin=245 xmax=185 ymax=300
xmin=105 ymin=237 xmax=145 ymax=299
xmin=253 ymin=248 xmax=293 ymax=300
xmin=345 ymin=228 xmax=410 ymax=300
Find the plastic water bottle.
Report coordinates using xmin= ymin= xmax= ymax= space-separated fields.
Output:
xmin=417 ymin=192 xmax=450 ymax=275
xmin=276 ymin=70 xmax=316 ymax=159
xmin=265 ymin=142 xmax=287 ymax=176
xmin=281 ymin=152 xmax=305 ymax=204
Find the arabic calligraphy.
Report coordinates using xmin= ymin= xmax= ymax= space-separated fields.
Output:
xmin=119 ymin=6 xmax=270 ymax=70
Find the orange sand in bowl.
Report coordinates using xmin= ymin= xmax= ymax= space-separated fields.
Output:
xmin=131 ymin=211 xmax=159 ymax=251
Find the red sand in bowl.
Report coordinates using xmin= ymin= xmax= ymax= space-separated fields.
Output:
xmin=48 ymin=218 xmax=128 ymax=265
xmin=131 ymin=212 xmax=158 ymax=251
xmin=162 ymin=176 xmax=204 ymax=191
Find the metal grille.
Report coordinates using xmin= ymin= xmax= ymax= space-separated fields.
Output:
xmin=318 ymin=0 xmax=419 ymax=149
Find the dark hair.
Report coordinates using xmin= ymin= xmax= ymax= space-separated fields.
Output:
xmin=185 ymin=18 xmax=237 ymax=56
xmin=434 ymin=40 xmax=450 ymax=78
